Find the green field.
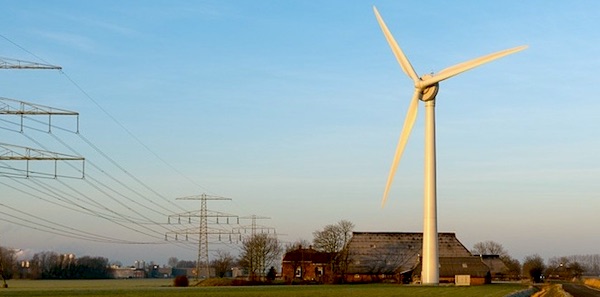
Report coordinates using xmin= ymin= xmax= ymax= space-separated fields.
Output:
xmin=1 ymin=279 xmax=531 ymax=297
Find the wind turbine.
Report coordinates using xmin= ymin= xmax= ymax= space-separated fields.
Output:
xmin=373 ymin=7 xmax=527 ymax=285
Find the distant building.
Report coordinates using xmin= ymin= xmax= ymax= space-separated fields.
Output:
xmin=281 ymin=246 xmax=337 ymax=283
xmin=111 ymin=267 xmax=138 ymax=279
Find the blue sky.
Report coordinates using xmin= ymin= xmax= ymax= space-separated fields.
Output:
xmin=1 ymin=1 xmax=599 ymax=266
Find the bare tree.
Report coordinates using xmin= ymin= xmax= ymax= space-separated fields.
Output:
xmin=502 ymin=256 xmax=522 ymax=280
xmin=211 ymin=250 xmax=235 ymax=278
xmin=0 ymin=246 xmax=17 ymax=288
xmin=312 ymin=220 xmax=354 ymax=282
xmin=284 ymin=239 xmax=311 ymax=253
xmin=523 ymin=254 xmax=545 ymax=283
xmin=312 ymin=220 xmax=354 ymax=253
xmin=471 ymin=240 xmax=508 ymax=257
xmin=567 ymin=254 xmax=600 ymax=275
xmin=239 ymin=233 xmax=282 ymax=280
xmin=167 ymin=257 xmax=178 ymax=268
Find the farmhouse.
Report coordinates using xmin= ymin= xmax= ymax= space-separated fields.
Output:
xmin=281 ymin=246 xmax=337 ymax=283
xmin=343 ymin=232 xmax=491 ymax=284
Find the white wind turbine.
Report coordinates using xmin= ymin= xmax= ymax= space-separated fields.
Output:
xmin=373 ymin=7 xmax=527 ymax=285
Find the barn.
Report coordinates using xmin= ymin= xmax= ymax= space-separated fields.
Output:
xmin=343 ymin=232 xmax=491 ymax=284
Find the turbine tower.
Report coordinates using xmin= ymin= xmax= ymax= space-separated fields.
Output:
xmin=373 ymin=7 xmax=526 ymax=285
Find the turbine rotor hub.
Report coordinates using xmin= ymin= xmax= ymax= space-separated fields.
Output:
xmin=419 ymin=74 xmax=439 ymax=101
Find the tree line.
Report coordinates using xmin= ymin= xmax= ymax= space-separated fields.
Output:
xmin=0 ymin=248 xmax=111 ymax=281
xmin=471 ymin=240 xmax=597 ymax=283
xmin=165 ymin=219 xmax=354 ymax=282
xmin=3 ymin=227 xmax=598 ymax=285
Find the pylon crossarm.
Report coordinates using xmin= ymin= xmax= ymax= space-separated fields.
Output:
xmin=0 ymin=57 xmax=61 ymax=69
xmin=0 ymin=143 xmax=83 ymax=161
xmin=0 ymin=97 xmax=78 ymax=115
xmin=0 ymin=97 xmax=80 ymax=133
xmin=0 ymin=143 xmax=85 ymax=178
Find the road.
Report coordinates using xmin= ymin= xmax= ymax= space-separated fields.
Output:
xmin=563 ymin=283 xmax=600 ymax=297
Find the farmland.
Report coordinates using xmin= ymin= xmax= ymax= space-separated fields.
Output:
xmin=1 ymin=279 xmax=531 ymax=297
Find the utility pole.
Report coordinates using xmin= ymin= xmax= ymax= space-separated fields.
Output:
xmin=166 ymin=194 xmax=236 ymax=280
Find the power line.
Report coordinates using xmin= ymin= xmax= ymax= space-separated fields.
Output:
xmin=0 ymin=203 xmax=152 ymax=244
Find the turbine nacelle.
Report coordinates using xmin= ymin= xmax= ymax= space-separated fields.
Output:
xmin=418 ymin=74 xmax=438 ymax=102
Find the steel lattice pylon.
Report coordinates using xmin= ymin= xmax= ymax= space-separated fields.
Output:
xmin=168 ymin=194 xmax=235 ymax=280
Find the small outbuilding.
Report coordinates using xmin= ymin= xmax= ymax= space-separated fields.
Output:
xmin=479 ymin=254 xmax=510 ymax=280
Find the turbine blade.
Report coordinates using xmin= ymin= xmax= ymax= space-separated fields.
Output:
xmin=421 ymin=45 xmax=528 ymax=87
xmin=382 ymin=90 xmax=420 ymax=207
xmin=373 ymin=6 xmax=420 ymax=83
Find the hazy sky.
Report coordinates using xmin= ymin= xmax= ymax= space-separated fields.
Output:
xmin=1 ymin=1 xmax=599 ymax=266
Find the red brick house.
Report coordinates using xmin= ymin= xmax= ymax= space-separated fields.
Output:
xmin=281 ymin=246 xmax=337 ymax=283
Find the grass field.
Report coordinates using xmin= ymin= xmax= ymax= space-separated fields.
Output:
xmin=1 ymin=279 xmax=530 ymax=297
xmin=584 ymin=278 xmax=600 ymax=289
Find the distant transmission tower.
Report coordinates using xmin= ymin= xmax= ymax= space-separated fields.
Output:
xmin=233 ymin=214 xmax=276 ymax=237
xmin=166 ymin=193 xmax=236 ymax=280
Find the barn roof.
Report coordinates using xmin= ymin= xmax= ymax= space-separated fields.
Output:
xmin=345 ymin=232 xmax=472 ymax=274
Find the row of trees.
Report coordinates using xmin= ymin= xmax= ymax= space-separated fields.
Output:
xmin=0 ymin=249 xmax=111 ymax=281
xmin=167 ymin=233 xmax=284 ymax=281
xmin=168 ymin=219 xmax=355 ymax=282
xmin=3 ymin=232 xmax=595 ymax=284
xmin=472 ymin=240 xmax=590 ymax=283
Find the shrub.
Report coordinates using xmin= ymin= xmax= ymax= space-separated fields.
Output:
xmin=173 ymin=275 xmax=189 ymax=287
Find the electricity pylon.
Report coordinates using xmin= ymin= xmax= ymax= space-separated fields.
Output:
xmin=167 ymin=194 xmax=236 ymax=280
xmin=1 ymin=58 xmax=84 ymax=178
xmin=233 ymin=215 xmax=276 ymax=237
